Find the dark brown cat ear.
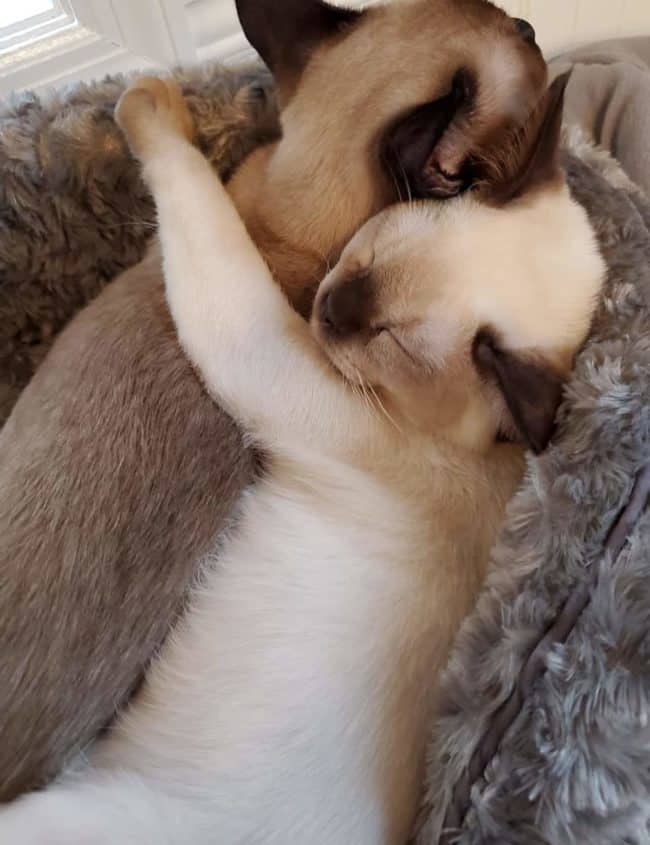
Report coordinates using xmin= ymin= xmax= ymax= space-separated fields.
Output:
xmin=235 ymin=0 xmax=363 ymax=100
xmin=473 ymin=330 xmax=565 ymax=454
xmin=474 ymin=71 xmax=572 ymax=204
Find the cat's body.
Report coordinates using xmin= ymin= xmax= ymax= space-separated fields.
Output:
xmin=3 ymin=448 xmax=517 ymax=844
xmin=0 ymin=69 xmax=604 ymax=843
xmin=0 ymin=0 xmax=551 ymax=801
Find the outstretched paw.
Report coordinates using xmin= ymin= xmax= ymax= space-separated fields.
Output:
xmin=115 ymin=76 xmax=195 ymax=162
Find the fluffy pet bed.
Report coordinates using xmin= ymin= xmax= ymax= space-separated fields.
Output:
xmin=1 ymin=46 xmax=649 ymax=845
xmin=0 ymin=64 xmax=278 ymax=424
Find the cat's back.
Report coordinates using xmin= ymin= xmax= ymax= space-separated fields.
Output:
xmin=0 ymin=247 xmax=255 ymax=799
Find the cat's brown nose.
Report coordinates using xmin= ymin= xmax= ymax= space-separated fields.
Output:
xmin=318 ymin=275 xmax=372 ymax=337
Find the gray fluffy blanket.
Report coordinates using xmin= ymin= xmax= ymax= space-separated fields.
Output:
xmin=0 ymin=64 xmax=278 ymax=424
xmin=1 ymin=60 xmax=649 ymax=845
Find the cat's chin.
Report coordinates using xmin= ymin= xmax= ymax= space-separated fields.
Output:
xmin=311 ymin=328 xmax=365 ymax=388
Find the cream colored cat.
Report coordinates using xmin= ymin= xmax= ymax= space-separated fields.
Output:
xmin=0 ymin=75 xmax=603 ymax=845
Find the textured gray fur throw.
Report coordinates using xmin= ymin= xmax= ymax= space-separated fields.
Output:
xmin=0 ymin=63 xmax=278 ymax=424
xmin=1 ymin=65 xmax=649 ymax=844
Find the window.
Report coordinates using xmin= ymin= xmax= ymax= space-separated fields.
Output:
xmin=0 ymin=1 xmax=75 ymax=52
xmin=0 ymin=0 xmax=252 ymax=96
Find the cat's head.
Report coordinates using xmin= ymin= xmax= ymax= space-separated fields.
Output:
xmin=312 ymin=76 xmax=605 ymax=454
xmin=236 ymin=0 xmax=548 ymax=248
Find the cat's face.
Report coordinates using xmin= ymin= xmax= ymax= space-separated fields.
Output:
xmin=311 ymin=75 xmax=606 ymax=455
xmin=312 ymin=183 xmax=604 ymax=454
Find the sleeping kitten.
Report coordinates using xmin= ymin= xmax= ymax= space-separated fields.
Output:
xmin=0 ymin=76 xmax=604 ymax=845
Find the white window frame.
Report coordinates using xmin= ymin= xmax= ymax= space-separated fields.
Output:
xmin=0 ymin=0 xmax=252 ymax=97
xmin=184 ymin=0 xmax=251 ymax=63
xmin=0 ymin=1 xmax=75 ymax=53
xmin=73 ymin=0 xmax=197 ymax=66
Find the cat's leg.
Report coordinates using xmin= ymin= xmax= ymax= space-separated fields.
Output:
xmin=115 ymin=78 xmax=379 ymax=455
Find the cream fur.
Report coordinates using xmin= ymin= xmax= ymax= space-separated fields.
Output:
xmin=0 ymin=80 xmax=605 ymax=845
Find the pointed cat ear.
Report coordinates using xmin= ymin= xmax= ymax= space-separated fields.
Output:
xmin=235 ymin=0 xmax=364 ymax=100
xmin=474 ymin=71 xmax=571 ymax=204
xmin=473 ymin=331 xmax=565 ymax=454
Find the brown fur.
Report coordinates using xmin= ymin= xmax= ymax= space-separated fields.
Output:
xmin=473 ymin=331 xmax=565 ymax=453
xmin=473 ymin=72 xmax=571 ymax=205
xmin=0 ymin=0 xmax=548 ymax=800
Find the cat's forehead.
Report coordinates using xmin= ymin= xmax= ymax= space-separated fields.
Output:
xmin=345 ymin=186 xmax=603 ymax=352
xmin=372 ymin=191 xmax=568 ymax=288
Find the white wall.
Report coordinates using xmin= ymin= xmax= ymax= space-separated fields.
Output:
xmin=489 ymin=1 xmax=649 ymax=57
xmin=336 ymin=0 xmax=650 ymax=57
xmin=184 ymin=0 xmax=249 ymax=62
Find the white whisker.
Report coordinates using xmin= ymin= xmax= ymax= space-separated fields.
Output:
xmin=367 ymin=380 xmax=404 ymax=435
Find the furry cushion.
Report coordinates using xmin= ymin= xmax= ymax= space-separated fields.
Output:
xmin=1 ymin=63 xmax=649 ymax=844
xmin=0 ymin=64 xmax=279 ymax=425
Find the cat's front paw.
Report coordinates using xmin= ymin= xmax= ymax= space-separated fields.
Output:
xmin=115 ymin=77 xmax=195 ymax=162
